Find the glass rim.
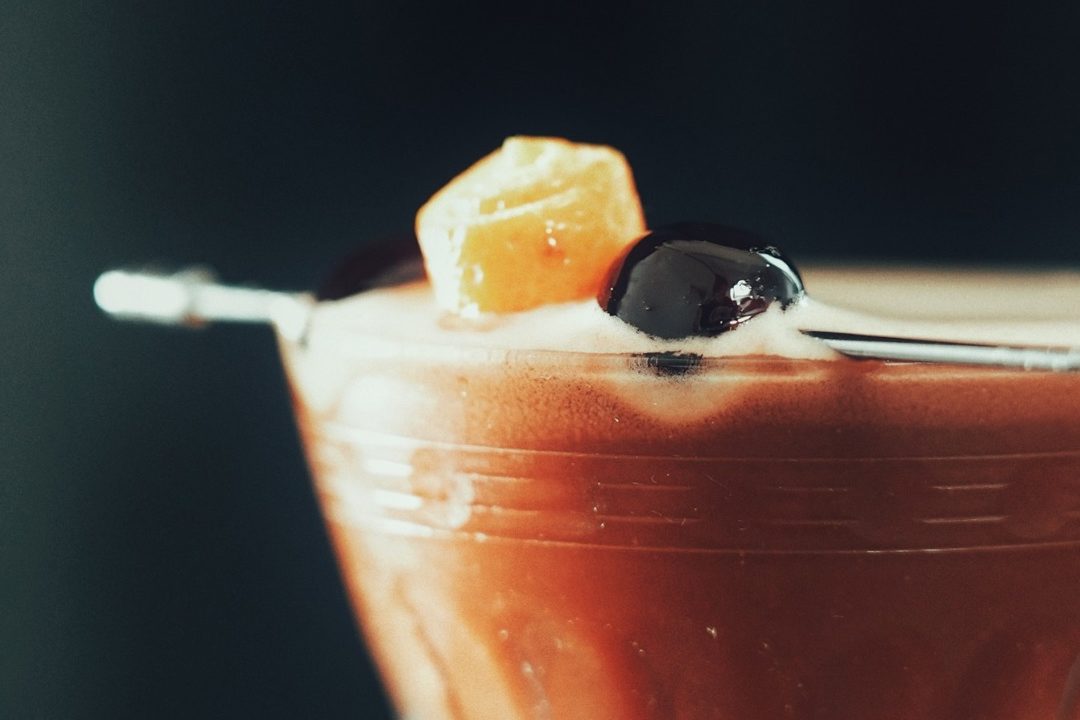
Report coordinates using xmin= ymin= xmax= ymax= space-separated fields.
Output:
xmin=280 ymin=325 xmax=1043 ymax=378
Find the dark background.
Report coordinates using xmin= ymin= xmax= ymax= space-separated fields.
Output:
xmin=4 ymin=2 xmax=1080 ymax=718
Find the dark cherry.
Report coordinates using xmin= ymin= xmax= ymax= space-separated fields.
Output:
xmin=598 ymin=222 xmax=805 ymax=339
xmin=316 ymin=235 xmax=425 ymax=301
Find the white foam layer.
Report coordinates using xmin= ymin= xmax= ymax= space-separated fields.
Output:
xmin=304 ymin=266 xmax=1080 ymax=358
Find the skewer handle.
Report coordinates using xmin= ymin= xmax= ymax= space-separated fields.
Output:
xmin=93 ymin=267 xmax=312 ymax=339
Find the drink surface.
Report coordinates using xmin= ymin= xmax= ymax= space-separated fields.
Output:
xmin=282 ymin=267 xmax=1080 ymax=720
xmin=303 ymin=265 xmax=1080 ymax=357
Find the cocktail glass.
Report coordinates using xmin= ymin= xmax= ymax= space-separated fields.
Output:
xmin=279 ymin=302 xmax=1080 ymax=720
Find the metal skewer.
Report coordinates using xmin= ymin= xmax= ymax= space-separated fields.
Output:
xmin=93 ymin=267 xmax=313 ymax=341
xmin=801 ymin=330 xmax=1080 ymax=372
xmin=94 ymin=267 xmax=1080 ymax=371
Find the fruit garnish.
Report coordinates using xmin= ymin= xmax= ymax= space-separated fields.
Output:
xmin=415 ymin=136 xmax=645 ymax=315
xmin=598 ymin=222 xmax=805 ymax=339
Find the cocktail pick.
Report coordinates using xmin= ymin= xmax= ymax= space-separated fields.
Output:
xmin=93 ymin=267 xmax=313 ymax=341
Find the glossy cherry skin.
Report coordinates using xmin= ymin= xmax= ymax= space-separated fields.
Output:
xmin=598 ymin=223 xmax=804 ymax=339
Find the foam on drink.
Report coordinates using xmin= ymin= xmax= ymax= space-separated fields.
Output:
xmin=306 ymin=267 xmax=1080 ymax=357
xmin=293 ymin=266 xmax=1080 ymax=427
